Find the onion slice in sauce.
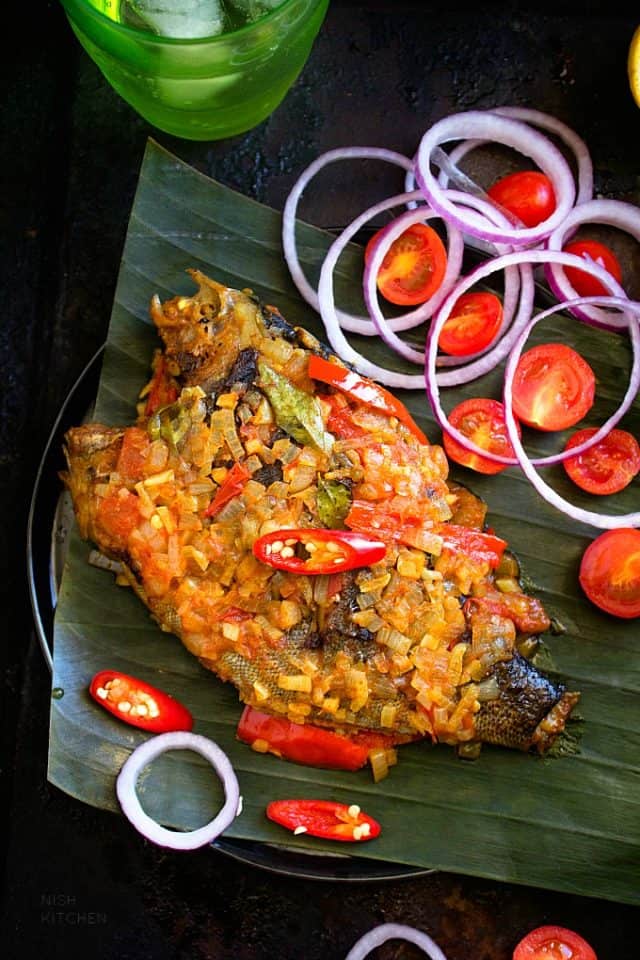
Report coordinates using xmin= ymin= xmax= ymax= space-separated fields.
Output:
xmin=344 ymin=923 xmax=449 ymax=960
xmin=116 ymin=732 xmax=241 ymax=850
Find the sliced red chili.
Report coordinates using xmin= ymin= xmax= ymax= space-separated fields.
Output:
xmin=439 ymin=524 xmax=507 ymax=569
xmin=309 ymin=354 xmax=427 ymax=444
xmin=253 ymin=528 xmax=386 ymax=574
xmin=266 ymin=799 xmax=381 ymax=842
xmin=204 ymin=461 xmax=250 ymax=518
xmin=89 ymin=670 xmax=193 ymax=733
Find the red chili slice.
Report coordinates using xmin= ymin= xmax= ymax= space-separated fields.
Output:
xmin=512 ymin=924 xmax=597 ymax=960
xmin=511 ymin=343 xmax=596 ymax=431
xmin=253 ymin=528 xmax=386 ymax=574
xmin=562 ymin=427 xmax=640 ymax=495
xmin=204 ymin=461 xmax=250 ymax=517
xmin=266 ymin=798 xmax=381 ymax=842
xmin=309 ymin=354 xmax=427 ymax=444
xmin=89 ymin=670 xmax=194 ymax=733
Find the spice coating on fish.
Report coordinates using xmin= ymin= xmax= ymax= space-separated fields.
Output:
xmin=62 ymin=271 xmax=579 ymax=757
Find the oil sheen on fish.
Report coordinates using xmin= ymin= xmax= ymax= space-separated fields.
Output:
xmin=62 ymin=270 xmax=579 ymax=761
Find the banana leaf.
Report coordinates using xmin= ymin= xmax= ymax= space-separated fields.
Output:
xmin=49 ymin=139 xmax=640 ymax=904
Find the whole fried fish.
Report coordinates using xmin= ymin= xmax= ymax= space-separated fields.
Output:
xmin=62 ymin=270 xmax=579 ymax=764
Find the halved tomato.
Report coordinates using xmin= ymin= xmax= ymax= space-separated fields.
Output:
xmin=443 ymin=398 xmax=520 ymax=475
xmin=513 ymin=924 xmax=597 ymax=960
xmin=511 ymin=343 xmax=595 ymax=431
xmin=438 ymin=291 xmax=503 ymax=356
xmin=487 ymin=170 xmax=556 ymax=227
xmin=563 ymin=427 xmax=640 ymax=495
xmin=562 ymin=238 xmax=623 ymax=297
xmin=364 ymin=222 xmax=447 ymax=306
xmin=579 ymin=528 xmax=640 ymax=619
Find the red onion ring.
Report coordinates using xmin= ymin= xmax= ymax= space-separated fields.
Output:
xmin=282 ymin=146 xmax=433 ymax=336
xmin=502 ymin=295 xmax=640 ymax=529
xmin=116 ymin=732 xmax=240 ymax=850
xmin=415 ymin=111 xmax=576 ymax=247
xmin=545 ymin=197 xmax=640 ymax=329
xmin=344 ymin=923 xmax=449 ymax=960
xmin=425 ymin=250 xmax=634 ymax=468
xmin=316 ymin=193 xmax=464 ymax=388
xmin=434 ymin=106 xmax=594 ymax=206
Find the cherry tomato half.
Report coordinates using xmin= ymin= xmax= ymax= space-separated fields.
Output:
xmin=511 ymin=343 xmax=596 ymax=432
xmin=487 ymin=170 xmax=556 ymax=227
xmin=89 ymin=670 xmax=194 ymax=733
xmin=563 ymin=427 xmax=640 ymax=495
xmin=513 ymin=924 xmax=597 ymax=960
xmin=561 ymin=239 xmax=623 ymax=298
xmin=579 ymin=528 xmax=640 ymax=619
xmin=443 ymin=398 xmax=520 ymax=475
xmin=438 ymin=291 xmax=503 ymax=356
xmin=364 ymin=222 xmax=447 ymax=306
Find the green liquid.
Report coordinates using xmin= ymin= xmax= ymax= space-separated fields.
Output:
xmin=90 ymin=0 xmax=286 ymax=38
xmin=65 ymin=0 xmax=329 ymax=139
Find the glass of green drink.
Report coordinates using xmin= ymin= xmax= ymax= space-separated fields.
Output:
xmin=59 ymin=0 xmax=330 ymax=140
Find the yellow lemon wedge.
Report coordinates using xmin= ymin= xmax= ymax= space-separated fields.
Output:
xmin=628 ymin=24 xmax=640 ymax=107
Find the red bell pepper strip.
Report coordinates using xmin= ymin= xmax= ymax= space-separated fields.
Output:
xmin=237 ymin=706 xmax=397 ymax=771
xmin=89 ymin=670 xmax=193 ymax=733
xmin=308 ymin=354 xmax=428 ymax=445
xmin=266 ymin=799 xmax=381 ymax=842
xmin=439 ymin=524 xmax=507 ymax=569
xmin=204 ymin=461 xmax=250 ymax=518
xmin=252 ymin=528 xmax=386 ymax=574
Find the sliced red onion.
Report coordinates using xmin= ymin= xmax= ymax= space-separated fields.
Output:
xmin=415 ymin=111 xmax=576 ymax=247
xmin=425 ymin=250 xmax=634 ymax=468
xmin=116 ymin=732 xmax=240 ymax=850
xmin=362 ymin=190 xmax=522 ymax=369
xmin=362 ymin=203 xmax=465 ymax=365
xmin=435 ymin=107 xmax=594 ymax=206
xmin=502 ymin=296 xmax=640 ymax=529
xmin=545 ymin=197 xmax=640 ymax=328
xmin=344 ymin=923 xmax=449 ymax=960
xmin=316 ymin=194 xmax=464 ymax=388
xmin=282 ymin=146 xmax=430 ymax=336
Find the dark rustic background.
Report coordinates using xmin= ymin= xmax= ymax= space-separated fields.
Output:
xmin=2 ymin=1 xmax=639 ymax=957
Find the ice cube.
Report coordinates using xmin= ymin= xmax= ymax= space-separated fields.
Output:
xmin=225 ymin=0 xmax=284 ymax=26
xmin=126 ymin=0 xmax=226 ymax=39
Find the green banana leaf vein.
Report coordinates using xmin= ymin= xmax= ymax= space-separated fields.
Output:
xmin=49 ymin=139 xmax=640 ymax=905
